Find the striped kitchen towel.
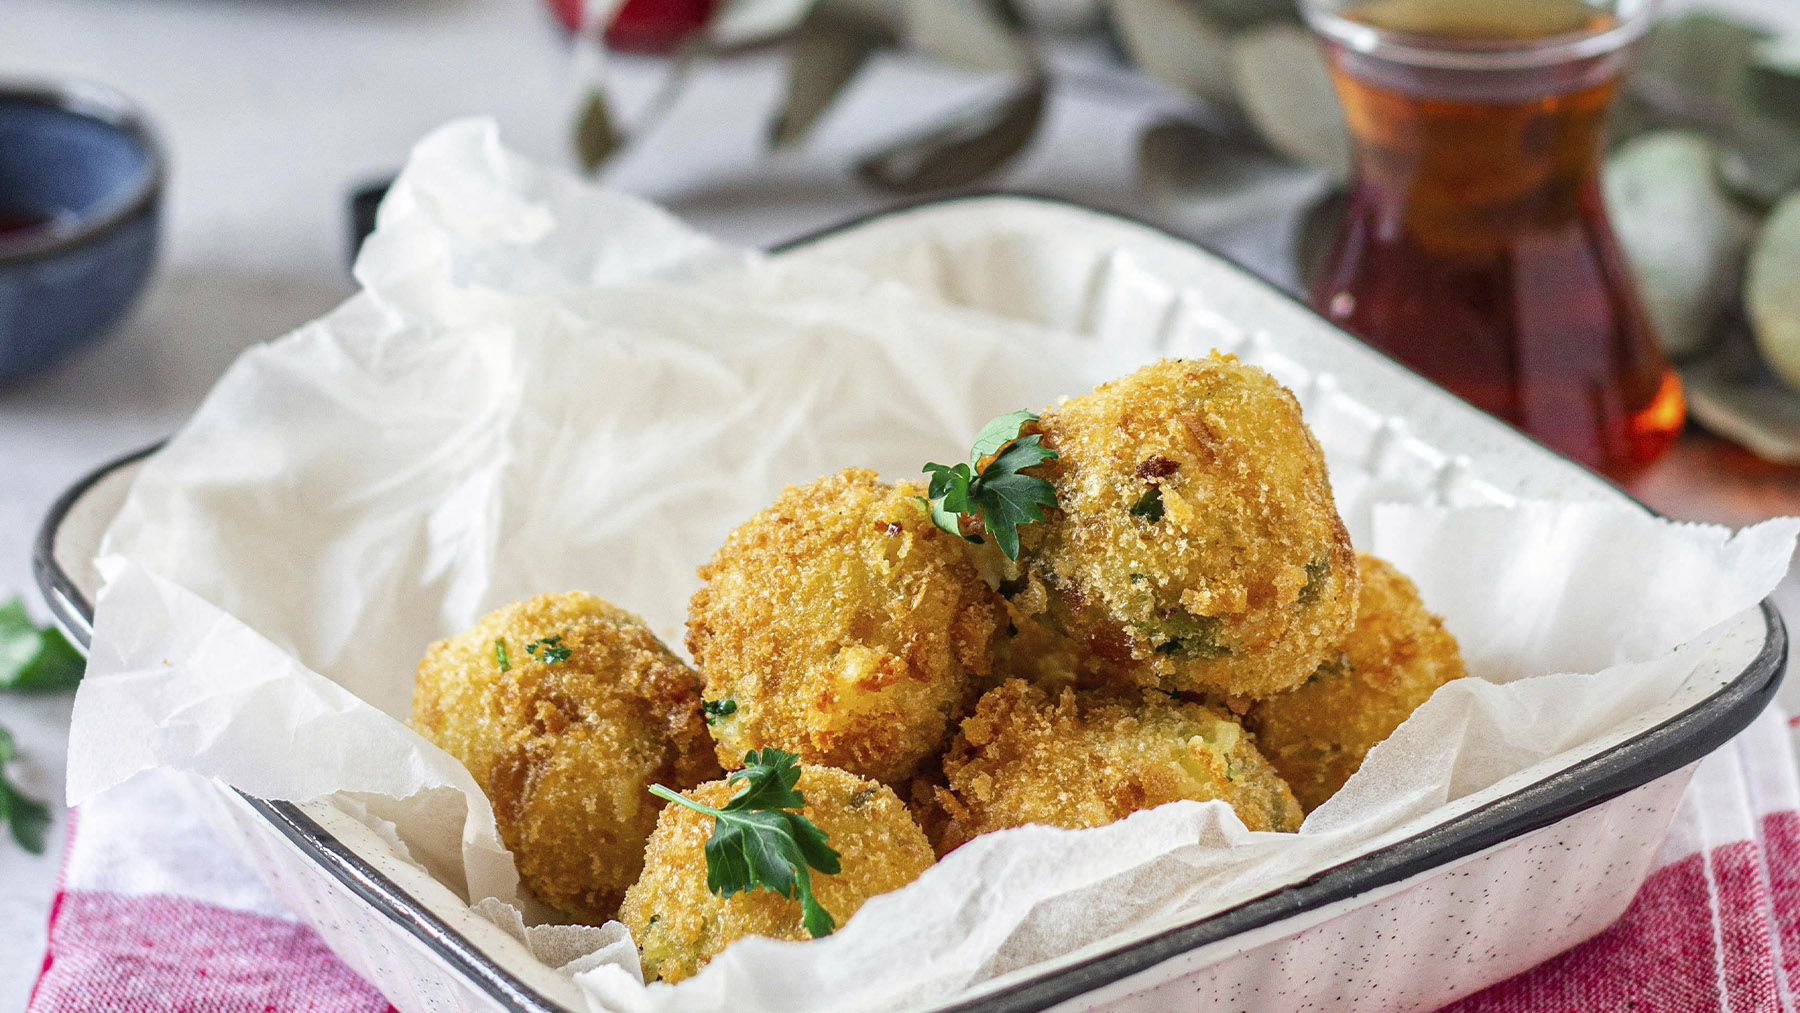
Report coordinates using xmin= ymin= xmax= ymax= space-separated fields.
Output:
xmin=29 ymin=706 xmax=1800 ymax=1012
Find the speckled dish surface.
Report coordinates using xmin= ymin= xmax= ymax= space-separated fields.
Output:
xmin=36 ymin=195 xmax=1786 ymax=1012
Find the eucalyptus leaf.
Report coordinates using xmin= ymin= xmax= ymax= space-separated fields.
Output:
xmin=1603 ymin=131 xmax=1758 ymax=359
xmin=1749 ymin=37 xmax=1800 ymax=124
xmin=769 ymin=0 xmax=895 ymax=148
xmin=709 ymin=0 xmax=821 ymax=48
xmin=855 ymin=81 xmax=1046 ymax=193
xmin=1632 ymin=13 xmax=1770 ymax=123
xmin=573 ymin=87 xmax=621 ymax=175
xmin=1105 ymin=0 xmax=1236 ymax=105
xmin=1139 ymin=120 xmax=1288 ymax=194
xmin=1716 ymin=116 xmax=1800 ymax=213
xmin=1194 ymin=0 xmax=1299 ymax=32
xmin=1231 ymin=23 xmax=1349 ymax=177
xmin=1683 ymin=323 xmax=1800 ymax=465
xmin=904 ymin=0 xmax=1036 ymax=73
xmin=1138 ymin=119 xmax=1322 ymax=233
xmin=1747 ymin=193 xmax=1800 ymax=394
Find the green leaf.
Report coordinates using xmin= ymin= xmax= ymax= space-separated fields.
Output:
xmin=647 ymin=747 xmax=842 ymax=936
xmin=1130 ymin=486 xmax=1165 ymax=522
xmin=1105 ymin=0 xmax=1236 ymax=105
xmin=0 ymin=726 xmax=50 ymax=855
xmin=703 ymin=698 xmax=738 ymax=725
xmin=921 ymin=411 xmax=1059 ymax=560
xmin=494 ymin=638 xmax=511 ymax=673
xmin=770 ymin=0 xmax=894 ymax=149
xmin=0 ymin=598 xmax=85 ymax=692
xmin=1231 ymin=23 xmax=1349 ymax=177
xmin=968 ymin=409 xmax=1039 ymax=466
xmin=855 ymin=81 xmax=1046 ymax=194
xmin=574 ymin=88 xmax=621 ymax=175
xmin=903 ymin=0 xmax=1034 ymax=74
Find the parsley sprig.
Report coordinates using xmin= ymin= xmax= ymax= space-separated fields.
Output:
xmin=0 ymin=597 xmax=81 ymax=855
xmin=0 ymin=726 xmax=49 ymax=854
xmin=0 ymin=597 xmax=84 ymax=692
xmin=649 ymin=748 xmax=842 ymax=937
xmin=920 ymin=410 xmax=1059 ymax=561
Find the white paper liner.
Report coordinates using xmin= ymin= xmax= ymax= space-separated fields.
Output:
xmin=65 ymin=120 xmax=1800 ymax=1013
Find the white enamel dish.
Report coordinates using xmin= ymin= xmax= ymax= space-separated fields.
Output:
xmin=35 ymin=194 xmax=1785 ymax=1013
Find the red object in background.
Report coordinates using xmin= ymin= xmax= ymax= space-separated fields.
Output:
xmin=546 ymin=0 xmax=717 ymax=52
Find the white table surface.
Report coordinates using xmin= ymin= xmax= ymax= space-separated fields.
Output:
xmin=3 ymin=0 xmax=1796 ymax=1007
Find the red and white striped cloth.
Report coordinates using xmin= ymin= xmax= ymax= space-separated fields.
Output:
xmin=28 ymin=707 xmax=1800 ymax=1013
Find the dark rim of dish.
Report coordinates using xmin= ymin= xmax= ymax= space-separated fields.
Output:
xmin=32 ymin=193 xmax=1788 ymax=1013
xmin=0 ymin=78 xmax=165 ymax=267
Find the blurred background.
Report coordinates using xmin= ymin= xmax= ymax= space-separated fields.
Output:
xmin=1 ymin=0 xmax=1798 ymax=1006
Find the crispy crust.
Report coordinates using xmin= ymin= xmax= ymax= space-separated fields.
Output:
xmin=620 ymin=764 xmax=935 ymax=983
xmin=687 ymin=468 xmax=1003 ymax=785
xmin=1012 ymin=354 xmax=1359 ymax=699
xmin=935 ymin=679 xmax=1304 ymax=853
xmin=410 ymin=592 xmax=719 ymax=923
xmin=1245 ymin=553 xmax=1467 ymax=811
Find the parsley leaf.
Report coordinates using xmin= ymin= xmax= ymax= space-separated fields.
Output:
xmin=649 ymin=747 xmax=842 ymax=938
xmin=524 ymin=635 xmax=571 ymax=665
xmin=703 ymin=698 xmax=737 ymax=725
xmin=1129 ymin=487 xmax=1165 ymax=522
xmin=0 ymin=598 xmax=84 ymax=692
xmin=494 ymin=638 xmax=511 ymax=672
xmin=0 ymin=725 xmax=50 ymax=854
xmin=920 ymin=411 xmax=1059 ymax=561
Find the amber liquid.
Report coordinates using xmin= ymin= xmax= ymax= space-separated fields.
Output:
xmin=1312 ymin=0 xmax=1683 ymax=475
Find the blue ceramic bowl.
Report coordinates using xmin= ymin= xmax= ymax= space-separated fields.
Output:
xmin=0 ymin=80 xmax=162 ymax=384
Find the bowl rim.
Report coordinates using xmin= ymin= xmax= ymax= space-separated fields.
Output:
xmin=0 ymin=76 xmax=164 ymax=267
xmin=31 ymin=192 xmax=1789 ymax=1013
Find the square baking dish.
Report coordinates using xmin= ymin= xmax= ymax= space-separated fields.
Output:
xmin=35 ymin=194 xmax=1786 ymax=1013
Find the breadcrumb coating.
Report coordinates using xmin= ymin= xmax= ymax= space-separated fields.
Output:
xmin=994 ymin=598 xmax=1133 ymax=693
xmin=620 ymin=763 xmax=935 ymax=983
xmin=1012 ymin=354 xmax=1359 ymax=699
xmin=935 ymin=679 xmax=1303 ymax=852
xmin=687 ymin=468 xmax=1003 ymax=785
xmin=411 ymin=592 xmax=720 ymax=923
xmin=1245 ymin=553 xmax=1467 ymax=811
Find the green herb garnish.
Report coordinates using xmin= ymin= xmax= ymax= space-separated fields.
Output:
xmin=0 ymin=598 xmax=84 ymax=692
xmin=920 ymin=409 xmax=1059 ymax=561
xmin=494 ymin=638 xmax=511 ymax=672
xmin=703 ymin=698 xmax=737 ymax=725
xmin=1129 ymin=487 xmax=1165 ymax=522
xmin=649 ymin=747 xmax=842 ymax=937
xmin=525 ymin=635 xmax=571 ymax=665
xmin=0 ymin=725 xmax=49 ymax=854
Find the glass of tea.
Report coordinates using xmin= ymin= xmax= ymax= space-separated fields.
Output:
xmin=1303 ymin=0 xmax=1683 ymax=476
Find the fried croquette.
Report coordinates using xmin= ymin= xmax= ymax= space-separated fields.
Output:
xmin=621 ymin=763 xmax=936 ymax=983
xmin=687 ymin=468 xmax=1003 ymax=786
xmin=1010 ymin=354 xmax=1358 ymax=699
xmin=995 ymin=598 xmax=1130 ymax=692
xmin=1245 ymin=553 xmax=1467 ymax=811
xmin=411 ymin=592 xmax=720 ymax=923
xmin=934 ymin=679 xmax=1304 ymax=851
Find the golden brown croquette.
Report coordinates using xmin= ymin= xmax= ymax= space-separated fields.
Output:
xmin=411 ymin=592 xmax=720 ymax=923
xmin=993 ymin=598 xmax=1132 ymax=693
xmin=1245 ymin=553 xmax=1467 ymax=811
xmin=1010 ymin=354 xmax=1359 ymax=700
xmin=620 ymin=763 xmax=935 ymax=983
xmin=934 ymin=679 xmax=1303 ymax=852
xmin=687 ymin=468 xmax=1003 ymax=786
